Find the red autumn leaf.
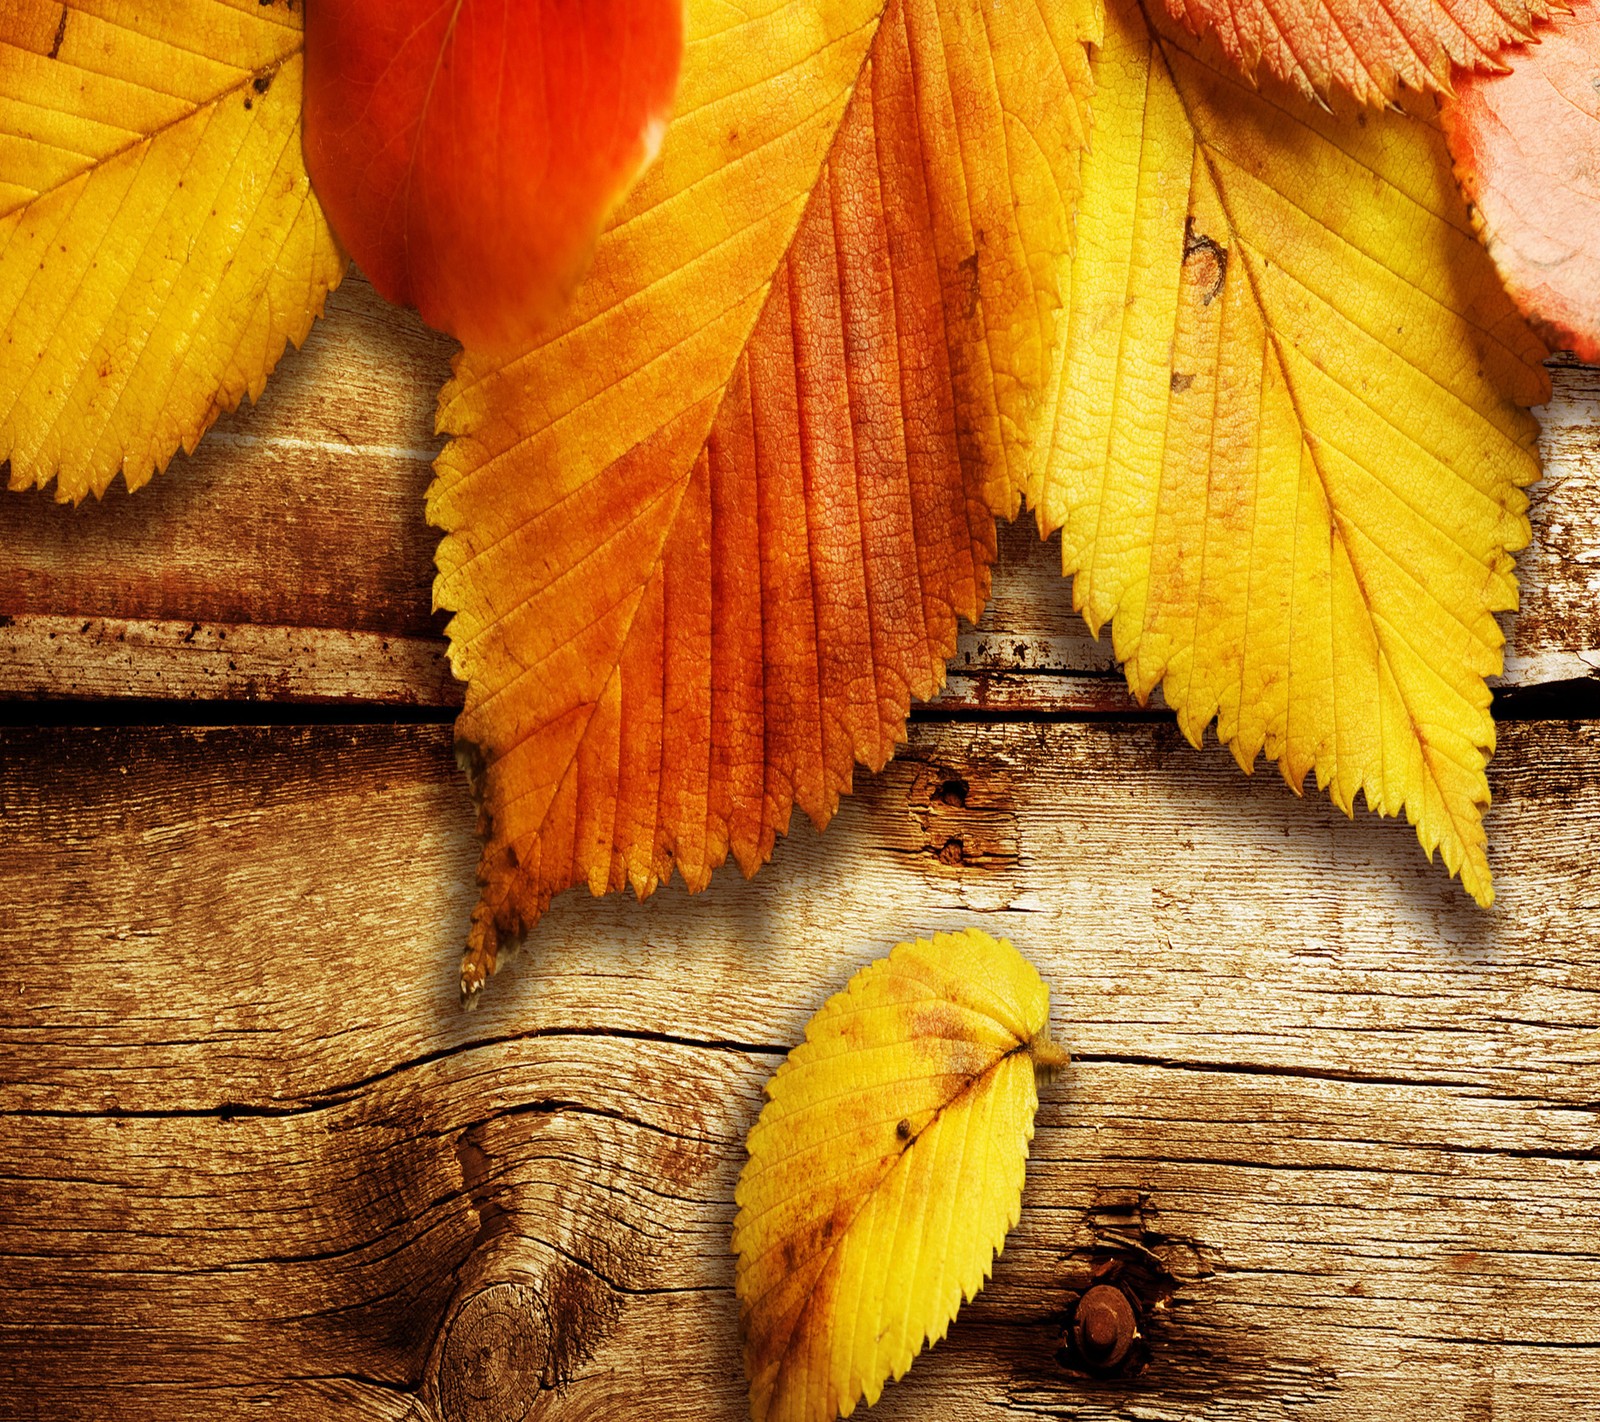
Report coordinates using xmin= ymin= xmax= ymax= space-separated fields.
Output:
xmin=303 ymin=0 xmax=683 ymax=350
xmin=1444 ymin=2 xmax=1600 ymax=363
xmin=1163 ymin=0 xmax=1552 ymax=103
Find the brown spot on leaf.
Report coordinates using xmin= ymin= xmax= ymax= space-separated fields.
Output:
xmin=958 ymin=250 xmax=980 ymax=319
xmin=1182 ymin=216 xmax=1228 ymax=307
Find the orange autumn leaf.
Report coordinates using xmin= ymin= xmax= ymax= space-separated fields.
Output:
xmin=1444 ymin=2 xmax=1600 ymax=362
xmin=1163 ymin=0 xmax=1553 ymax=103
xmin=303 ymin=0 xmax=684 ymax=350
xmin=430 ymin=0 xmax=1098 ymax=997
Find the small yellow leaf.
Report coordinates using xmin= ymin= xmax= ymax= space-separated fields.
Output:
xmin=0 ymin=0 xmax=345 ymax=501
xmin=734 ymin=928 xmax=1066 ymax=1422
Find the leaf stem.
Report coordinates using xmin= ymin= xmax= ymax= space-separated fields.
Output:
xmin=1029 ymin=1031 xmax=1070 ymax=1072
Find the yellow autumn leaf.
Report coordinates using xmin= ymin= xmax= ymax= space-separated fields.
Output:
xmin=0 ymin=0 xmax=344 ymax=502
xmin=430 ymin=0 xmax=1100 ymax=995
xmin=734 ymin=928 xmax=1067 ymax=1422
xmin=1028 ymin=0 xmax=1552 ymax=905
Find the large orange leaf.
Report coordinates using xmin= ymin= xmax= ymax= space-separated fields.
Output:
xmin=431 ymin=0 xmax=1098 ymax=996
xmin=303 ymin=0 xmax=683 ymax=350
xmin=1163 ymin=0 xmax=1552 ymax=103
xmin=1443 ymin=2 xmax=1600 ymax=362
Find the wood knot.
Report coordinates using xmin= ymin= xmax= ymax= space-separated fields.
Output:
xmin=437 ymin=1282 xmax=545 ymax=1422
xmin=902 ymin=763 xmax=1020 ymax=908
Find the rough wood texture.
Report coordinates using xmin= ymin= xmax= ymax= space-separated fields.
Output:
xmin=3 ymin=278 xmax=1598 ymax=1419
xmin=0 ymin=614 xmax=459 ymax=706
xmin=1 ymin=720 xmax=1596 ymax=1419
xmin=0 ymin=279 xmax=446 ymax=642
xmin=1 ymin=279 xmax=1597 ymax=711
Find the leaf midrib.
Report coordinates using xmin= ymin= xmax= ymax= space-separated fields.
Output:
xmin=0 ymin=52 xmax=296 ymax=222
xmin=478 ymin=6 xmax=891 ymax=853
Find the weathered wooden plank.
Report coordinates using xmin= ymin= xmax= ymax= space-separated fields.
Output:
xmin=0 ymin=277 xmax=450 ymax=642
xmin=0 ymin=614 xmax=458 ymax=705
xmin=1511 ymin=359 xmax=1600 ymax=688
xmin=0 ymin=279 xmax=1596 ymax=708
xmin=2 ymin=720 xmax=1596 ymax=1418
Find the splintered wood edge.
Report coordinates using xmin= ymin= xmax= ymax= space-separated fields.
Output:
xmin=0 ymin=614 xmax=462 ymax=705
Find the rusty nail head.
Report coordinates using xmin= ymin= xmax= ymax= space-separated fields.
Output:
xmin=1072 ymin=1283 xmax=1138 ymax=1371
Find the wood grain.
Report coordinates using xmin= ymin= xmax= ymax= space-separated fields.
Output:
xmin=2 ymin=263 xmax=1596 ymax=1419
xmin=1 ymin=278 xmax=1596 ymax=711
xmin=2 ymin=719 xmax=1596 ymax=1419
xmin=0 ymin=614 xmax=459 ymax=706
xmin=0 ymin=277 xmax=449 ymax=639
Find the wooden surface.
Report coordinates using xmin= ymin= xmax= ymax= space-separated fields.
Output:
xmin=3 ymin=279 xmax=1598 ymax=714
xmin=2 ymin=275 xmax=1598 ymax=1421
